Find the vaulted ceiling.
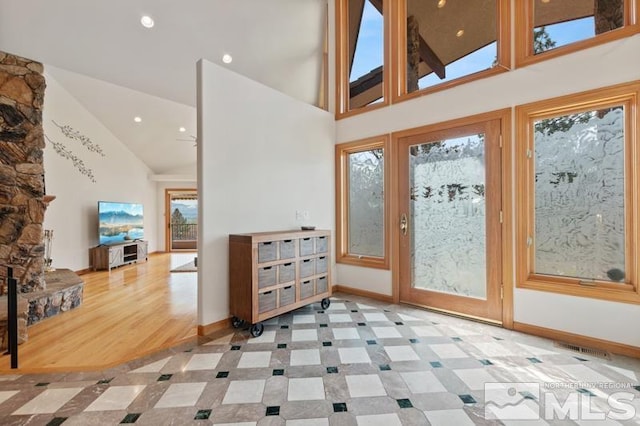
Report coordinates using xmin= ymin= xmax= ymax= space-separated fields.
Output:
xmin=0 ymin=0 xmax=326 ymax=174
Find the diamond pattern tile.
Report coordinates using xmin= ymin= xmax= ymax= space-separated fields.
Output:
xmin=0 ymin=296 xmax=638 ymax=425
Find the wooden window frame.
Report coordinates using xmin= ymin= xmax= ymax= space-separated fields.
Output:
xmin=391 ymin=0 xmax=511 ymax=104
xmin=335 ymin=135 xmax=391 ymax=269
xmin=515 ymin=81 xmax=640 ymax=304
xmin=335 ymin=0 xmax=392 ymax=119
xmin=515 ymin=0 xmax=640 ymax=68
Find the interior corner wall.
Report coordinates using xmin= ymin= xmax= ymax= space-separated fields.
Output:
xmin=155 ymin=179 xmax=196 ymax=252
xmin=197 ymin=59 xmax=335 ymax=327
xmin=335 ymin=35 xmax=640 ymax=347
xmin=42 ymin=73 xmax=158 ymax=271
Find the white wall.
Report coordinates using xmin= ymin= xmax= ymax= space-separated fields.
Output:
xmin=42 ymin=73 xmax=158 ymax=271
xmin=336 ymin=35 xmax=640 ymax=346
xmin=197 ymin=59 xmax=335 ymax=326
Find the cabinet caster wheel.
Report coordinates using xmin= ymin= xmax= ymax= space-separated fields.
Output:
xmin=250 ymin=323 xmax=264 ymax=337
xmin=321 ymin=298 xmax=331 ymax=310
xmin=232 ymin=316 xmax=243 ymax=329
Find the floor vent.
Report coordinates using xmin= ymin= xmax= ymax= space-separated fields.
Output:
xmin=555 ymin=341 xmax=610 ymax=359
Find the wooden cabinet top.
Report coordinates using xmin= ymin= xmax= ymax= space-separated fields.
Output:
xmin=229 ymin=229 xmax=330 ymax=243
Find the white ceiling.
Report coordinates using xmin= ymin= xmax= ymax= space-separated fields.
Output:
xmin=0 ymin=0 xmax=326 ymax=174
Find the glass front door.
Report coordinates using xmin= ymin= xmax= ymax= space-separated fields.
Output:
xmin=398 ymin=119 xmax=503 ymax=322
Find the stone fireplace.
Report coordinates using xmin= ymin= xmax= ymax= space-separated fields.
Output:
xmin=0 ymin=50 xmax=47 ymax=346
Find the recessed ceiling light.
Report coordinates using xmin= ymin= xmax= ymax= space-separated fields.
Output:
xmin=179 ymin=127 xmax=186 ymax=133
xmin=140 ymin=15 xmax=154 ymax=28
xmin=541 ymin=0 xmax=551 ymax=3
xmin=134 ymin=116 xmax=142 ymax=123
xmin=437 ymin=0 xmax=446 ymax=8
xmin=222 ymin=54 xmax=233 ymax=64
xmin=456 ymin=29 xmax=465 ymax=38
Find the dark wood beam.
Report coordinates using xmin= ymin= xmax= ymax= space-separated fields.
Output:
xmin=418 ymin=36 xmax=446 ymax=79
xmin=367 ymin=0 xmax=445 ymax=80
xmin=348 ymin=0 xmax=366 ymax=73
xmin=350 ymin=65 xmax=383 ymax=98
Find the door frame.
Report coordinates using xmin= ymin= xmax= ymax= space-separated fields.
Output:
xmin=390 ymin=109 xmax=514 ymax=327
xmin=165 ymin=188 xmax=198 ymax=252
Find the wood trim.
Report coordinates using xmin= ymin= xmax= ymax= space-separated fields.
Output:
xmin=392 ymin=109 xmax=509 ymax=322
xmin=335 ymin=0 xmax=391 ymax=119
xmin=515 ymin=0 xmax=640 ymax=69
xmin=389 ymin=129 xmax=401 ymax=304
xmin=165 ymin=188 xmax=197 ymax=253
xmin=197 ymin=317 xmax=232 ymax=337
xmin=513 ymin=321 xmax=640 ymax=359
xmin=332 ymin=284 xmax=394 ymax=303
xmin=392 ymin=0 xmax=511 ymax=105
xmin=515 ymin=81 xmax=640 ymax=305
xmin=499 ymin=108 xmax=514 ymax=329
xmin=335 ymin=135 xmax=391 ymax=270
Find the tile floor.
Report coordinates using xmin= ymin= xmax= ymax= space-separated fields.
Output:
xmin=0 ymin=295 xmax=639 ymax=425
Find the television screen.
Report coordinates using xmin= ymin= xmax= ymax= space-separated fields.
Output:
xmin=98 ymin=201 xmax=144 ymax=245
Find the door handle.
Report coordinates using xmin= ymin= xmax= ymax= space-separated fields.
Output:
xmin=400 ymin=213 xmax=408 ymax=236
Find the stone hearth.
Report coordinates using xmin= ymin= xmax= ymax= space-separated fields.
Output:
xmin=0 ymin=269 xmax=83 ymax=349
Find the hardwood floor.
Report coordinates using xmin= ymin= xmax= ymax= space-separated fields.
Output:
xmin=0 ymin=253 xmax=197 ymax=373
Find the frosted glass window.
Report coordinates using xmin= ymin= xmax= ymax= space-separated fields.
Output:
xmin=409 ymin=135 xmax=487 ymax=299
xmin=533 ymin=106 xmax=625 ymax=283
xmin=348 ymin=149 xmax=384 ymax=257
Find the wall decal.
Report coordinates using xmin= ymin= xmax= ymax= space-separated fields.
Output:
xmin=52 ymin=120 xmax=106 ymax=157
xmin=45 ymin=134 xmax=96 ymax=183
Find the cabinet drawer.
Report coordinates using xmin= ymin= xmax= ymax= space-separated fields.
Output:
xmin=279 ymin=239 xmax=295 ymax=259
xmin=278 ymin=262 xmax=295 ymax=283
xmin=316 ymin=256 xmax=328 ymax=274
xmin=259 ymin=291 xmax=276 ymax=313
xmin=258 ymin=266 xmax=276 ymax=288
xmin=316 ymin=276 xmax=328 ymax=295
xmin=299 ymin=258 xmax=315 ymax=278
xmin=315 ymin=236 xmax=328 ymax=253
xmin=299 ymin=237 xmax=314 ymax=256
xmin=258 ymin=242 xmax=277 ymax=263
xmin=300 ymin=279 xmax=314 ymax=299
xmin=280 ymin=285 xmax=296 ymax=307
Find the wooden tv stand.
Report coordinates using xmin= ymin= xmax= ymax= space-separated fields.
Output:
xmin=91 ymin=240 xmax=148 ymax=271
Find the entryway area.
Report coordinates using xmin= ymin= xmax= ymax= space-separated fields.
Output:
xmin=394 ymin=111 xmax=509 ymax=324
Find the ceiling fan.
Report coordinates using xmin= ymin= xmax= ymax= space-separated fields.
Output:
xmin=176 ymin=135 xmax=198 ymax=147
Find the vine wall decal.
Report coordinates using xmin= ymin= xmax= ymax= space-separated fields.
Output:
xmin=52 ymin=120 xmax=106 ymax=157
xmin=45 ymin=134 xmax=97 ymax=183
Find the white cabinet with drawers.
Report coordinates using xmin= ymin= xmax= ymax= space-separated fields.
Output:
xmin=229 ymin=229 xmax=332 ymax=336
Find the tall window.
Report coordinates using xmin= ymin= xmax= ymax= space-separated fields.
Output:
xmin=516 ymin=0 xmax=639 ymax=67
xmin=336 ymin=136 xmax=390 ymax=268
xmin=400 ymin=0 xmax=510 ymax=97
xmin=336 ymin=0 xmax=510 ymax=116
xmin=336 ymin=0 xmax=389 ymax=116
xmin=516 ymin=82 xmax=640 ymax=304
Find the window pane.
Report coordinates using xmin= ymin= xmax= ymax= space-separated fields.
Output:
xmin=348 ymin=149 xmax=384 ymax=257
xmin=409 ymin=136 xmax=487 ymax=299
xmin=349 ymin=0 xmax=384 ymax=109
xmin=533 ymin=0 xmax=624 ymax=54
xmin=406 ymin=0 xmax=497 ymax=92
xmin=533 ymin=106 xmax=625 ymax=282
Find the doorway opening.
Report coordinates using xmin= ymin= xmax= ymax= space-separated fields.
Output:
xmin=165 ymin=189 xmax=198 ymax=252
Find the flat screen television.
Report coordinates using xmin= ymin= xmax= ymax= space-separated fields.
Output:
xmin=98 ymin=201 xmax=144 ymax=245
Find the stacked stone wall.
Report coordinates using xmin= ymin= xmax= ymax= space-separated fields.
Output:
xmin=0 ymin=50 xmax=46 ymax=345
